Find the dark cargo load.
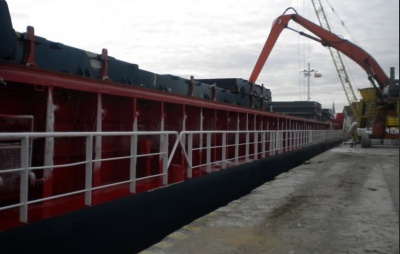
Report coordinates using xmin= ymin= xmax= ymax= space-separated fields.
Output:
xmin=154 ymin=74 xmax=190 ymax=96
xmin=197 ymin=78 xmax=272 ymax=102
xmin=0 ymin=17 xmax=272 ymax=111
xmin=266 ymin=101 xmax=322 ymax=120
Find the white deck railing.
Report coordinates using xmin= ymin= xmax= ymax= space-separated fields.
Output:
xmin=179 ymin=130 xmax=342 ymax=177
xmin=0 ymin=129 xmax=342 ymax=224
xmin=0 ymin=131 xmax=180 ymax=223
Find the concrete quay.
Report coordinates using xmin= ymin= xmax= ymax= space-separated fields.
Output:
xmin=142 ymin=144 xmax=399 ymax=254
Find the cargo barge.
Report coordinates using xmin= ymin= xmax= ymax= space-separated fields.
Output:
xmin=0 ymin=0 xmax=341 ymax=233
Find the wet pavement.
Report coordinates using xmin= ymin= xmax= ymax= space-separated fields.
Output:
xmin=140 ymin=144 xmax=399 ymax=254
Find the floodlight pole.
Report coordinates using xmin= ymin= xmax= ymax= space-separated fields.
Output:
xmin=301 ymin=62 xmax=316 ymax=101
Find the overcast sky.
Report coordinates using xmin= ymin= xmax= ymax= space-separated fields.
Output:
xmin=7 ymin=0 xmax=399 ymax=112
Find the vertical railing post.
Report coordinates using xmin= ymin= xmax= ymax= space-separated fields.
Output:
xmin=206 ymin=132 xmax=211 ymax=173
xmin=284 ymin=130 xmax=289 ymax=152
xmin=85 ymin=135 xmax=93 ymax=205
xmin=300 ymin=130 xmax=303 ymax=148
xmin=245 ymin=114 xmax=249 ymax=162
xmin=298 ymin=130 xmax=302 ymax=148
xmin=199 ymin=111 xmax=203 ymax=170
xmin=314 ymin=130 xmax=316 ymax=144
xmin=307 ymin=130 xmax=310 ymax=146
xmin=310 ymin=130 xmax=313 ymax=144
xmin=234 ymin=131 xmax=239 ymax=165
xmin=278 ymin=131 xmax=283 ymax=154
xmin=293 ymin=131 xmax=297 ymax=150
xmin=20 ymin=137 xmax=29 ymax=223
xmin=129 ymin=134 xmax=137 ymax=193
xmin=261 ymin=131 xmax=266 ymax=159
xmin=307 ymin=129 xmax=310 ymax=146
xmin=162 ymin=133 xmax=168 ymax=185
xmin=297 ymin=130 xmax=300 ymax=148
xmin=245 ymin=131 xmax=249 ymax=162
xmin=254 ymin=131 xmax=258 ymax=160
xmin=275 ymin=131 xmax=279 ymax=154
xmin=298 ymin=130 xmax=301 ymax=149
xmin=222 ymin=132 xmax=226 ymax=169
xmin=315 ymin=130 xmax=318 ymax=143
xmin=269 ymin=132 xmax=274 ymax=156
xmin=188 ymin=133 xmax=193 ymax=178
xmin=304 ymin=130 xmax=307 ymax=147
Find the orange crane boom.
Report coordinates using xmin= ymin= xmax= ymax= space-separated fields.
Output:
xmin=250 ymin=8 xmax=398 ymax=144
xmin=249 ymin=9 xmax=390 ymax=93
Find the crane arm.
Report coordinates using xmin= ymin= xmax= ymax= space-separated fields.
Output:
xmin=249 ymin=13 xmax=390 ymax=90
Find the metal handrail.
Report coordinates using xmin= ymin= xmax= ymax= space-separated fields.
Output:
xmin=0 ymin=129 xmax=342 ymax=224
xmin=179 ymin=130 xmax=342 ymax=177
xmin=0 ymin=131 xmax=180 ymax=223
